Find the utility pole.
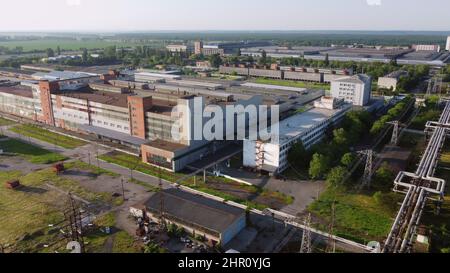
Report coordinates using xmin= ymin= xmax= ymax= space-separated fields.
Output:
xmin=326 ymin=202 xmax=336 ymax=253
xmin=300 ymin=214 xmax=312 ymax=253
xmin=121 ymin=177 xmax=126 ymax=201
xmin=64 ymin=193 xmax=85 ymax=253
xmin=358 ymin=150 xmax=374 ymax=188
xmin=387 ymin=121 xmax=400 ymax=146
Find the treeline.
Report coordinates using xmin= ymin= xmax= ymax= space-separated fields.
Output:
xmin=370 ymin=96 xmax=413 ymax=135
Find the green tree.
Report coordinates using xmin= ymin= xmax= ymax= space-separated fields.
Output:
xmin=341 ymin=153 xmax=355 ymax=168
xmin=333 ymin=128 xmax=349 ymax=146
xmin=309 ymin=153 xmax=330 ymax=179
xmin=56 ymin=46 xmax=61 ymax=56
xmin=259 ymin=50 xmax=267 ymax=65
xmin=326 ymin=166 xmax=348 ymax=188
xmin=46 ymin=48 xmax=55 ymax=58
xmin=208 ymin=54 xmax=222 ymax=68
xmin=373 ymin=163 xmax=395 ymax=190
xmin=287 ymin=141 xmax=309 ymax=169
xmin=82 ymin=48 xmax=88 ymax=63
xmin=324 ymin=53 xmax=330 ymax=66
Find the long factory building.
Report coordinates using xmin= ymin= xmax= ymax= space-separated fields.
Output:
xmin=0 ymin=70 xmax=265 ymax=172
xmin=219 ymin=64 xmax=353 ymax=83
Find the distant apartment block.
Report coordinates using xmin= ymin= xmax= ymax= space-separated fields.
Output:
xmin=412 ymin=44 xmax=441 ymax=52
xmin=331 ymin=74 xmax=372 ymax=106
xmin=377 ymin=70 xmax=408 ymax=91
xmin=447 ymin=36 xmax=450 ymax=51
xmin=166 ymin=44 xmax=189 ymax=53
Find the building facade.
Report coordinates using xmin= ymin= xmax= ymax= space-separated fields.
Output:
xmin=331 ymin=74 xmax=372 ymax=106
xmin=243 ymin=97 xmax=351 ymax=175
xmin=446 ymin=36 xmax=450 ymax=51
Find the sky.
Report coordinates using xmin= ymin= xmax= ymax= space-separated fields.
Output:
xmin=0 ymin=0 xmax=449 ymax=32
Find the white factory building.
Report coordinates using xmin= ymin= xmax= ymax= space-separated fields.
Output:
xmin=243 ymin=97 xmax=352 ymax=175
xmin=446 ymin=36 xmax=450 ymax=51
xmin=331 ymin=74 xmax=372 ymax=106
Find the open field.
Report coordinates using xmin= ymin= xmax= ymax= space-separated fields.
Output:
xmin=10 ymin=124 xmax=87 ymax=149
xmin=0 ymin=139 xmax=67 ymax=164
xmin=253 ymin=78 xmax=330 ymax=90
xmin=99 ymin=151 xmax=294 ymax=210
xmin=0 ymin=39 xmax=145 ymax=51
xmin=84 ymin=213 xmax=141 ymax=253
xmin=308 ymin=189 xmax=400 ymax=244
xmin=0 ymin=156 xmax=126 ymax=252
xmin=0 ymin=170 xmax=66 ymax=250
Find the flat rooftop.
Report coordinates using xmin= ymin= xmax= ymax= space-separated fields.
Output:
xmin=56 ymin=87 xmax=130 ymax=108
xmin=0 ymin=84 xmax=33 ymax=98
xmin=275 ymin=105 xmax=348 ymax=144
xmin=240 ymin=82 xmax=307 ymax=93
xmin=145 ymin=139 xmax=187 ymax=152
xmin=142 ymin=188 xmax=245 ymax=234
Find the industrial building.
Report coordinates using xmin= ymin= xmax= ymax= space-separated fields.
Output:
xmin=243 ymin=96 xmax=351 ymax=174
xmin=241 ymin=44 xmax=450 ymax=66
xmin=219 ymin=64 xmax=353 ymax=83
xmin=377 ymin=71 xmax=408 ymax=91
xmin=412 ymin=44 xmax=441 ymax=52
xmin=130 ymin=188 xmax=246 ymax=246
xmin=166 ymin=44 xmax=190 ymax=53
xmin=447 ymin=36 xmax=450 ymax=51
xmin=195 ymin=41 xmax=271 ymax=56
xmin=331 ymin=74 xmax=372 ymax=106
xmin=0 ymin=70 xmax=268 ymax=172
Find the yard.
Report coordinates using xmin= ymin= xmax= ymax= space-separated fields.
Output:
xmin=99 ymin=151 xmax=294 ymax=210
xmin=84 ymin=213 xmax=142 ymax=253
xmin=10 ymin=124 xmax=87 ymax=149
xmin=0 ymin=157 xmax=128 ymax=252
xmin=0 ymin=170 xmax=66 ymax=251
xmin=0 ymin=139 xmax=67 ymax=164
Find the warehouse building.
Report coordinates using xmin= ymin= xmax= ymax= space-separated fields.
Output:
xmin=219 ymin=64 xmax=353 ymax=83
xmin=377 ymin=70 xmax=408 ymax=91
xmin=130 ymin=188 xmax=246 ymax=246
xmin=243 ymin=96 xmax=351 ymax=175
xmin=0 ymin=71 xmax=265 ymax=172
xmin=331 ymin=74 xmax=372 ymax=106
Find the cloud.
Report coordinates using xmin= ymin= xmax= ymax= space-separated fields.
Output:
xmin=366 ymin=0 xmax=382 ymax=6
xmin=66 ymin=0 xmax=82 ymax=6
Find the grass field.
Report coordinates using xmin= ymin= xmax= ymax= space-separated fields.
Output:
xmin=0 ymin=170 xmax=66 ymax=250
xmin=10 ymin=124 xmax=87 ymax=149
xmin=85 ymin=213 xmax=141 ymax=253
xmin=99 ymin=151 xmax=293 ymax=210
xmin=65 ymin=160 xmax=120 ymax=178
xmin=0 ymin=39 xmax=147 ymax=51
xmin=0 ymin=117 xmax=15 ymax=126
xmin=253 ymin=78 xmax=330 ymax=90
xmin=308 ymin=189 xmax=400 ymax=243
xmin=0 ymin=139 xmax=67 ymax=164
